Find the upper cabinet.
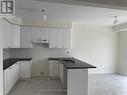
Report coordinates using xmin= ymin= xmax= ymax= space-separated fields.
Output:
xmin=2 ymin=19 xmax=70 ymax=49
xmin=21 ymin=27 xmax=32 ymax=48
xmin=11 ymin=24 xmax=21 ymax=48
xmin=3 ymin=20 xmax=12 ymax=48
xmin=3 ymin=19 xmax=21 ymax=48
xmin=21 ymin=26 xmax=71 ymax=49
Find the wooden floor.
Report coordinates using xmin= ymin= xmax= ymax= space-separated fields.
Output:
xmin=8 ymin=74 xmax=127 ymax=95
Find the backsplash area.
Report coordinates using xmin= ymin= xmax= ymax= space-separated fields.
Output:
xmin=9 ymin=48 xmax=70 ymax=58
xmin=3 ymin=49 xmax=10 ymax=60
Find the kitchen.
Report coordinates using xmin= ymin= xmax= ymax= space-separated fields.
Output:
xmin=1 ymin=0 xmax=127 ymax=95
xmin=2 ymin=18 xmax=95 ymax=95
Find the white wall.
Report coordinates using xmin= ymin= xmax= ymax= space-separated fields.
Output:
xmin=3 ymin=49 xmax=10 ymax=59
xmin=118 ymin=31 xmax=127 ymax=75
xmin=70 ymin=24 xmax=118 ymax=74
xmin=0 ymin=19 xmax=4 ymax=95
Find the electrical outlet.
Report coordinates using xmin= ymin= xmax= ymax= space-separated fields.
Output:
xmin=40 ymin=72 xmax=44 ymax=75
xmin=67 ymin=51 xmax=69 ymax=54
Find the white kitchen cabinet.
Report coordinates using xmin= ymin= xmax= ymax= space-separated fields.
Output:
xmin=4 ymin=67 xmax=12 ymax=95
xmin=58 ymin=63 xmax=64 ymax=84
xmin=19 ymin=61 xmax=32 ymax=79
xmin=49 ymin=60 xmax=59 ymax=78
xmin=4 ymin=61 xmax=32 ymax=95
xmin=48 ymin=28 xmax=57 ymax=48
xmin=61 ymin=29 xmax=71 ymax=49
xmin=48 ymin=28 xmax=70 ymax=48
xmin=11 ymin=24 xmax=21 ymax=48
xmin=3 ymin=19 xmax=21 ymax=48
xmin=32 ymin=27 xmax=50 ymax=42
xmin=21 ymin=27 xmax=32 ymax=48
xmin=58 ymin=62 xmax=67 ymax=89
xmin=53 ymin=28 xmax=62 ymax=48
xmin=21 ymin=26 xmax=71 ymax=49
xmin=3 ymin=20 xmax=12 ymax=48
xmin=14 ymin=62 xmax=20 ymax=83
xmin=4 ymin=62 xmax=19 ymax=95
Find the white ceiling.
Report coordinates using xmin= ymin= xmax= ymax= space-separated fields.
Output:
xmin=15 ymin=0 xmax=127 ymax=26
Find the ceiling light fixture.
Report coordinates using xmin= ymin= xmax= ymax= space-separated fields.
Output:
xmin=113 ymin=16 xmax=118 ymax=24
xmin=41 ymin=10 xmax=47 ymax=21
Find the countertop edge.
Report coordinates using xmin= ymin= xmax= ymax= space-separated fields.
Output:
xmin=48 ymin=57 xmax=96 ymax=69
xmin=3 ymin=58 xmax=32 ymax=70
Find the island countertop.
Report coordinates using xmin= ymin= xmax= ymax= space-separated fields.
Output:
xmin=48 ymin=57 xmax=96 ymax=69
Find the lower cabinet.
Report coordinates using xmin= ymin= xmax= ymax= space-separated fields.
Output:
xmin=48 ymin=60 xmax=67 ymax=88
xmin=4 ymin=61 xmax=32 ymax=95
xmin=58 ymin=63 xmax=67 ymax=89
xmin=4 ymin=62 xmax=19 ymax=95
xmin=58 ymin=63 xmax=64 ymax=84
xmin=19 ymin=61 xmax=32 ymax=79
xmin=49 ymin=60 xmax=59 ymax=78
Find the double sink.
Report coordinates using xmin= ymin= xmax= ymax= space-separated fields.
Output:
xmin=48 ymin=57 xmax=75 ymax=64
xmin=60 ymin=58 xmax=75 ymax=63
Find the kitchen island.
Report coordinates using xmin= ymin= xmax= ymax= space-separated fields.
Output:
xmin=48 ymin=57 xmax=96 ymax=95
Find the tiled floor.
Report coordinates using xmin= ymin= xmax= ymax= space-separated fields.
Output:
xmin=88 ymin=74 xmax=127 ymax=95
xmin=8 ymin=74 xmax=127 ymax=95
xmin=8 ymin=77 xmax=66 ymax=95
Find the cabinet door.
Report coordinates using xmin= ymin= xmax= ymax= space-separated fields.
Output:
xmin=49 ymin=61 xmax=59 ymax=78
xmin=48 ymin=28 xmax=60 ymax=48
xmin=55 ymin=29 xmax=62 ymax=48
xmin=4 ymin=63 xmax=20 ymax=95
xmin=48 ymin=28 xmax=71 ymax=48
xmin=7 ymin=21 xmax=12 ymax=48
xmin=48 ymin=28 xmax=54 ymax=48
xmin=4 ymin=65 xmax=15 ymax=95
xmin=58 ymin=63 xmax=64 ymax=84
xmin=3 ymin=20 xmax=7 ymax=48
xmin=19 ymin=61 xmax=32 ymax=78
xmin=11 ymin=64 xmax=17 ymax=88
xmin=21 ymin=27 xmax=32 ymax=48
xmin=4 ymin=67 xmax=11 ymax=95
xmin=3 ymin=20 xmax=12 ymax=48
xmin=12 ymin=25 xmax=21 ymax=48
xmin=61 ymin=29 xmax=71 ymax=49
xmin=13 ymin=62 xmax=19 ymax=83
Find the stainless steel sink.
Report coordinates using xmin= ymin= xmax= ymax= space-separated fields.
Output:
xmin=60 ymin=58 xmax=75 ymax=63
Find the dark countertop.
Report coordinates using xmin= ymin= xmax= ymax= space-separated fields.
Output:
xmin=3 ymin=58 xmax=32 ymax=70
xmin=48 ymin=57 xmax=96 ymax=69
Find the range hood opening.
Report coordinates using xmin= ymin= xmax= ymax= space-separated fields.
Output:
xmin=32 ymin=43 xmax=49 ymax=48
xmin=32 ymin=39 xmax=49 ymax=48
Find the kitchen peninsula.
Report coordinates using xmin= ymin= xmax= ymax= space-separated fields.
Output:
xmin=48 ymin=57 xmax=96 ymax=95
